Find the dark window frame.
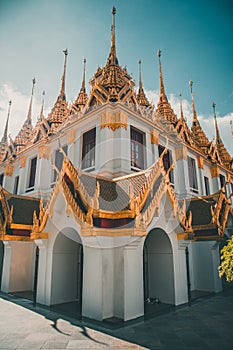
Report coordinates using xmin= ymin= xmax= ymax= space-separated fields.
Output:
xmin=219 ymin=174 xmax=226 ymax=189
xmin=158 ymin=145 xmax=174 ymax=184
xmin=52 ymin=145 xmax=68 ymax=184
xmin=13 ymin=175 xmax=19 ymax=195
xmin=130 ymin=126 xmax=145 ymax=170
xmin=204 ymin=176 xmax=210 ymax=196
xmin=0 ymin=173 xmax=4 ymax=187
xmin=187 ymin=156 xmax=198 ymax=193
xmin=81 ymin=128 xmax=96 ymax=170
xmin=26 ymin=157 xmax=37 ymax=192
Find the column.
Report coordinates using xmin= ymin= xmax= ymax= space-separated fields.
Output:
xmin=175 ymin=146 xmax=189 ymax=199
xmin=197 ymin=156 xmax=205 ymax=195
xmin=1 ymin=241 xmax=12 ymax=293
xmin=210 ymin=166 xmax=220 ymax=193
xmin=34 ymin=239 xmax=48 ymax=304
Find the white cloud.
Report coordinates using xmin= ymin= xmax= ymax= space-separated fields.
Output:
xmin=146 ymin=89 xmax=233 ymax=156
xmin=0 ymin=83 xmax=49 ymax=139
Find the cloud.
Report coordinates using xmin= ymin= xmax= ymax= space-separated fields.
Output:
xmin=145 ymin=89 xmax=233 ymax=156
xmin=0 ymin=83 xmax=49 ymax=139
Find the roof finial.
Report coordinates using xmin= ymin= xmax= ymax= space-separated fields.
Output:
xmin=212 ymin=102 xmax=221 ymax=142
xmin=1 ymin=100 xmax=12 ymax=143
xmin=26 ymin=78 xmax=36 ymax=125
xmin=60 ymin=49 xmax=68 ymax=97
xmin=138 ymin=59 xmax=143 ymax=91
xmin=179 ymin=93 xmax=184 ymax=121
xmin=157 ymin=50 xmax=167 ymax=102
xmin=81 ymin=58 xmax=86 ymax=92
xmin=107 ymin=6 xmax=118 ymax=65
xmin=189 ymin=80 xmax=197 ymax=121
xmin=39 ymin=91 xmax=45 ymax=120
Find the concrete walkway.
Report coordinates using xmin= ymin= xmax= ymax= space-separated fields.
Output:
xmin=0 ymin=286 xmax=233 ymax=350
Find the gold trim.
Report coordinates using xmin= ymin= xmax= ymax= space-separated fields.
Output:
xmin=150 ymin=130 xmax=159 ymax=145
xmin=210 ymin=166 xmax=220 ymax=178
xmin=100 ymin=111 xmax=128 ymax=131
xmin=175 ymin=146 xmax=187 ymax=160
xmin=39 ymin=145 xmax=50 ymax=159
xmin=10 ymin=223 xmax=32 ymax=230
xmin=197 ymin=157 xmax=204 ymax=169
xmin=81 ymin=226 xmax=146 ymax=237
xmin=20 ymin=156 xmax=27 ymax=168
xmin=67 ymin=129 xmax=76 ymax=144
xmin=4 ymin=165 xmax=14 ymax=177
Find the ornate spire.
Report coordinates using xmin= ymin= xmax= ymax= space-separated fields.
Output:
xmin=60 ymin=49 xmax=68 ymax=98
xmin=1 ymin=100 xmax=12 ymax=143
xmin=179 ymin=93 xmax=184 ymax=121
xmin=26 ymin=78 xmax=36 ymax=125
xmin=136 ymin=60 xmax=149 ymax=107
xmin=156 ymin=50 xmax=177 ymax=124
xmin=71 ymin=58 xmax=88 ymax=113
xmin=107 ymin=6 xmax=118 ymax=65
xmin=212 ymin=102 xmax=232 ymax=168
xmin=190 ymin=81 xmax=210 ymax=151
xmin=47 ymin=50 xmax=69 ymax=133
xmin=39 ymin=91 xmax=45 ymax=120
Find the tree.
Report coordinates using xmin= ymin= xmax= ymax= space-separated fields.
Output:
xmin=218 ymin=236 xmax=233 ymax=282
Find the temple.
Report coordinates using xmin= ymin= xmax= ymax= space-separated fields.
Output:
xmin=0 ymin=7 xmax=232 ymax=323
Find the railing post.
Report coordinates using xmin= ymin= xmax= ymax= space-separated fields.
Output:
xmin=185 ymin=246 xmax=191 ymax=307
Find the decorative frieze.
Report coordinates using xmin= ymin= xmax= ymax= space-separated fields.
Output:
xmin=150 ymin=130 xmax=159 ymax=145
xmin=210 ymin=166 xmax=220 ymax=178
xmin=4 ymin=165 xmax=14 ymax=177
xmin=197 ymin=157 xmax=204 ymax=169
xmin=20 ymin=156 xmax=27 ymax=168
xmin=175 ymin=146 xmax=187 ymax=160
xmin=100 ymin=111 xmax=128 ymax=131
xmin=39 ymin=146 xmax=50 ymax=160
xmin=67 ymin=129 xmax=77 ymax=144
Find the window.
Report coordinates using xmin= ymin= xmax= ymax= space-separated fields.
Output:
xmin=219 ymin=174 xmax=225 ymax=189
xmin=204 ymin=176 xmax=210 ymax=195
xmin=13 ymin=175 xmax=19 ymax=194
xmin=52 ymin=145 xmax=68 ymax=183
xmin=0 ymin=173 xmax=4 ymax=187
xmin=26 ymin=157 xmax=37 ymax=192
xmin=158 ymin=145 xmax=174 ymax=184
xmin=82 ymin=128 xmax=96 ymax=169
xmin=130 ymin=127 xmax=145 ymax=169
xmin=187 ymin=156 xmax=198 ymax=193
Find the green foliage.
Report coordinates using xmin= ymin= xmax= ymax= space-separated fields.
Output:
xmin=218 ymin=236 xmax=233 ymax=282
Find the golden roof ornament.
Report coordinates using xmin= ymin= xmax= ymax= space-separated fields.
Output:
xmin=107 ymin=6 xmax=118 ymax=65
xmin=47 ymin=50 xmax=69 ymax=133
xmin=190 ymin=80 xmax=210 ymax=151
xmin=179 ymin=92 xmax=184 ymax=121
xmin=26 ymin=78 xmax=36 ymax=125
xmin=136 ymin=59 xmax=150 ymax=107
xmin=212 ymin=102 xmax=232 ymax=168
xmin=155 ymin=50 xmax=177 ymax=124
xmin=1 ymin=100 xmax=12 ymax=143
xmin=70 ymin=58 xmax=88 ymax=113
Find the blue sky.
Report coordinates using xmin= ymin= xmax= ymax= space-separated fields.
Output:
xmin=0 ymin=0 xmax=232 ymax=153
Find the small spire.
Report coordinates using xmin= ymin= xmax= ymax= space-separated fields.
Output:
xmin=136 ymin=59 xmax=149 ymax=107
xmin=179 ymin=93 xmax=184 ymax=121
xmin=81 ymin=58 xmax=86 ymax=92
xmin=157 ymin=50 xmax=168 ymax=102
xmin=1 ymin=100 xmax=12 ymax=143
xmin=26 ymin=78 xmax=36 ymax=124
xmin=39 ymin=91 xmax=45 ymax=120
xmin=213 ymin=102 xmax=221 ymax=142
xmin=107 ymin=6 xmax=118 ymax=65
xmin=189 ymin=80 xmax=198 ymax=121
xmin=138 ymin=59 xmax=142 ymax=91
xmin=60 ymin=49 xmax=68 ymax=97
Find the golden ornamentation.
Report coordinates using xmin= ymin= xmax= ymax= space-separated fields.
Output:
xmin=210 ymin=166 xmax=220 ymax=178
xmin=197 ymin=157 xmax=204 ymax=169
xmin=150 ymin=130 xmax=159 ymax=145
xmin=67 ymin=129 xmax=76 ymax=144
xmin=4 ymin=165 xmax=14 ymax=177
xmin=20 ymin=156 xmax=27 ymax=168
xmin=100 ymin=111 xmax=128 ymax=131
xmin=39 ymin=145 xmax=50 ymax=159
xmin=175 ymin=147 xmax=187 ymax=160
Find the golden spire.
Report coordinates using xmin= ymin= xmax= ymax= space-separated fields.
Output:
xmin=1 ymin=100 xmax=12 ymax=143
xmin=158 ymin=50 xmax=168 ymax=102
xmin=212 ymin=102 xmax=221 ymax=142
xmin=60 ymin=49 xmax=68 ymax=98
xmin=189 ymin=80 xmax=198 ymax=122
xmin=156 ymin=50 xmax=177 ymax=124
xmin=107 ymin=6 xmax=118 ymax=65
xmin=39 ymin=91 xmax=45 ymax=120
xmin=136 ymin=59 xmax=149 ymax=107
xmin=81 ymin=58 xmax=86 ymax=92
xmin=179 ymin=93 xmax=184 ymax=121
xmin=26 ymin=78 xmax=36 ymax=125
xmin=212 ymin=102 xmax=232 ymax=167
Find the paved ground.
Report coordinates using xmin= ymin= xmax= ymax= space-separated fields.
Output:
xmin=0 ymin=286 xmax=233 ymax=350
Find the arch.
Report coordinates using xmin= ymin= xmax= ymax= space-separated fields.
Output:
xmin=143 ymin=228 xmax=175 ymax=307
xmin=50 ymin=229 xmax=83 ymax=316
xmin=0 ymin=241 xmax=4 ymax=289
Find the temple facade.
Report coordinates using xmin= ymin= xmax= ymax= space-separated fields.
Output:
xmin=0 ymin=8 xmax=232 ymax=323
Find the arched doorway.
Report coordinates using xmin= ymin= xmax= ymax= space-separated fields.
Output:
xmin=0 ymin=241 xmax=4 ymax=290
xmin=50 ymin=231 xmax=83 ymax=317
xmin=143 ymin=228 xmax=175 ymax=315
